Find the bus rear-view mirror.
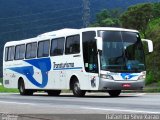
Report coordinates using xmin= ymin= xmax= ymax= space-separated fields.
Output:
xmin=142 ymin=39 xmax=153 ymax=54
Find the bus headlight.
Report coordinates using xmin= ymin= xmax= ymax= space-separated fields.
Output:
xmin=100 ymin=74 xmax=114 ymax=80
xmin=137 ymin=75 xmax=146 ymax=80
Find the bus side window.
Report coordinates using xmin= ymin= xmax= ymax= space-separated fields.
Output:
xmin=26 ymin=42 xmax=37 ymax=59
xmin=38 ymin=40 xmax=50 ymax=58
xmin=5 ymin=46 xmax=15 ymax=61
xmin=65 ymin=35 xmax=80 ymax=54
xmin=5 ymin=47 xmax=9 ymax=61
xmin=9 ymin=46 xmax=15 ymax=61
xmin=82 ymin=31 xmax=98 ymax=73
xmin=15 ymin=44 xmax=25 ymax=60
xmin=50 ymin=38 xmax=64 ymax=56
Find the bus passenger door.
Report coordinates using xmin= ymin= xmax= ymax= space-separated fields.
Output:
xmin=50 ymin=37 xmax=66 ymax=89
xmin=82 ymin=31 xmax=99 ymax=90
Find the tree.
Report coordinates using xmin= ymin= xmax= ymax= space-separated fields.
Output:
xmin=90 ymin=9 xmax=121 ymax=27
xmin=145 ymin=18 xmax=160 ymax=83
xmin=152 ymin=3 xmax=160 ymax=19
xmin=120 ymin=3 xmax=153 ymax=38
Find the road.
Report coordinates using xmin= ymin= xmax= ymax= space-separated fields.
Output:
xmin=0 ymin=92 xmax=160 ymax=120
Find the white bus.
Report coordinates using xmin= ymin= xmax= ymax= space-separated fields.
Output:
xmin=3 ymin=27 xmax=153 ymax=97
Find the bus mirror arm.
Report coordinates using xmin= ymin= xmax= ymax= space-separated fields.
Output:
xmin=95 ymin=37 xmax=103 ymax=51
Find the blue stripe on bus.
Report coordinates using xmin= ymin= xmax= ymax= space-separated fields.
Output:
xmin=121 ymin=73 xmax=138 ymax=79
xmin=53 ymin=67 xmax=82 ymax=70
xmin=8 ymin=58 xmax=51 ymax=88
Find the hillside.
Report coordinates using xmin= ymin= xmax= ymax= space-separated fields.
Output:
xmin=145 ymin=18 xmax=160 ymax=84
xmin=0 ymin=0 xmax=159 ymax=76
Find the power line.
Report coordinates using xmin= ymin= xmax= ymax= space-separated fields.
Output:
xmin=0 ymin=6 xmax=82 ymax=20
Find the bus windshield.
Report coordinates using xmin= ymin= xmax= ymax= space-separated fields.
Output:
xmin=98 ymin=31 xmax=145 ymax=73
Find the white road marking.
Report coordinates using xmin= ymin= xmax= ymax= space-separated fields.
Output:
xmin=0 ymin=100 xmax=160 ymax=114
xmin=135 ymin=93 xmax=146 ymax=96
xmin=0 ymin=101 xmax=36 ymax=106
xmin=82 ymin=107 xmax=160 ymax=114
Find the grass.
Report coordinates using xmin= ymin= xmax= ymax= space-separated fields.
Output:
xmin=143 ymin=82 xmax=160 ymax=92
xmin=143 ymin=87 xmax=160 ymax=92
xmin=0 ymin=85 xmax=19 ymax=93
xmin=0 ymin=78 xmax=19 ymax=93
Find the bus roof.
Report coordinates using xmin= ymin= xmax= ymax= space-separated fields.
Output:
xmin=80 ymin=27 xmax=138 ymax=33
xmin=38 ymin=27 xmax=138 ymax=37
xmin=38 ymin=28 xmax=79 ymax=37
xmin=4 ymin=27 xmax=139 ymax=47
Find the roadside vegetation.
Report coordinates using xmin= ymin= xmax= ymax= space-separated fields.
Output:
xmin=0 ymin=78 xmax=18 ymax=93
xmin=0 ymin=85 xmax=18 ymax=93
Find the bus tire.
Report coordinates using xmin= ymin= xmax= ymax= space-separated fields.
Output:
xmin=18 ymin=79 xmax=33 ymax=96
xmin=108 ymin=90 xmax=121 ymax=97
xmin=47 ymin=90 xmax=61 ymax=96
xmin=72 ymin=79 xmax=86 ymax=97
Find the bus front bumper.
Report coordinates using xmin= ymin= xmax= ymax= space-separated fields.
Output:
xmin=99 ymin=79 xmax=145 ymax=90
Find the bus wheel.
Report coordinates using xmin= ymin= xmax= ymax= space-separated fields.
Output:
xmin=72 ymin=80 xmax=86 ymax=97
xmin=108 ymin=90 xmax=121 ymax=97
xmin=47 ymin=90 xmax=61 ymax=96
xmin=18 ymin=79 xmax=33 ymax=95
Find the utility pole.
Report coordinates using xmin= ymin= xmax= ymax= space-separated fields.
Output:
xmin=83 ymin=0 xmax=90 ymax=27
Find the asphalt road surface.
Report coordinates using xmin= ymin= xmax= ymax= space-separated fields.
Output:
xmin=0 ymin=92 xmax=160 ymax=120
